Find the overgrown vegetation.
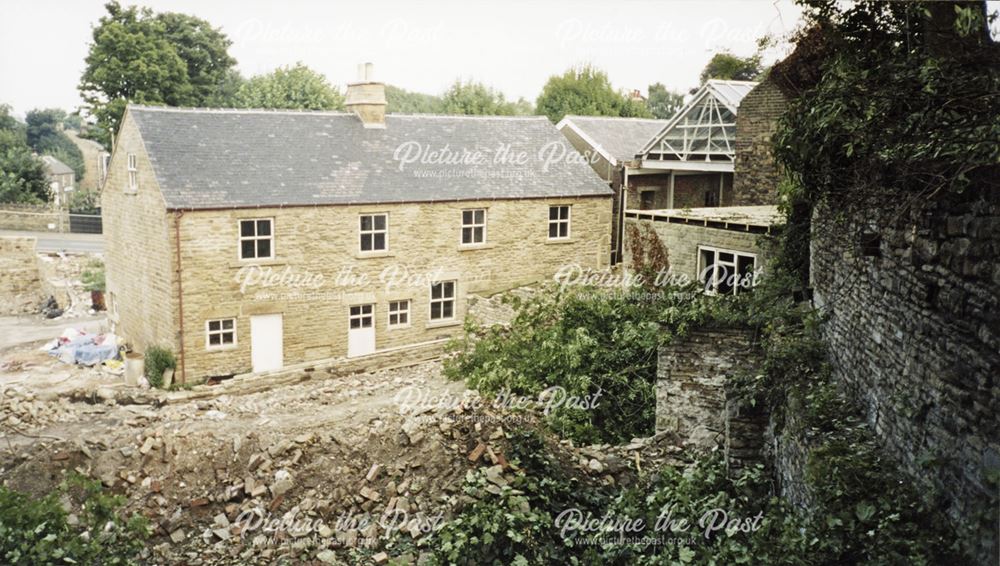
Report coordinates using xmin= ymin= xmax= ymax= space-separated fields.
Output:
xmin=772 ymin=1 xmax=999 ymax=281
xmin=445 ymin=283 xmax=749 ymax=444
xmin=81 ymin=259 xmax=106 ymax=292
xmin=0 ymin=473 xmax=148 ymax=565
xmin=144 ymin=345 xmax=176 ymax=388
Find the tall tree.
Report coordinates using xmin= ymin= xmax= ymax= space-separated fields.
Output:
xmin=385 ymin=85 xmax=444 ymax=114
xmin=441 ymin=80 xmax=519 ymax=116
xmin=699 ymin=52 xmax=764 ymax=83
xmin=157 ymin=12 xmax=236 ymax=104
xmin=234 ymin=63 xmax=344 ymax=110
xmin=79 ymin=2 xmax=237 ymax=147
xmin=647 ymin=83 xmax=684 ymax=119
xmin=25 ymin=109 xmax=85 ymax=179
xmin=535 ymin=65 xmax=653 ymax=123
xmin=0 ymin=105 xmax=49 ymax=204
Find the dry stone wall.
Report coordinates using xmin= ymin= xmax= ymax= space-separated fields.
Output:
xmin=811 ymin=184 xmax=1000 ymax=562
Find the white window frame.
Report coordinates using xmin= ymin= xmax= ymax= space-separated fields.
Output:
xmin=349 ymin=304 xmax=374 ymax=329
xmin=238 ymin=218 xmax=274 ymax=261
xmin=697 ymin=246 xmax=758 ymax=295
xmin=359 ymin=213 xmax=389 ymax=252
xmin=126 ymin=153 xmax=138 ymax=192
xmin=461 ymin=209 xmax=487 ymax=245
xmin=205 ymin=318 xmax=237 ymax=350
xmin=429 ymin=280 xmax=456 ymax=321
xmin=548 ymin=205 xmax=571 ymax=240
xmin=388 ymin=300 xmax=411 ymax=328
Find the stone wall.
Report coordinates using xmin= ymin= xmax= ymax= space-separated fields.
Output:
xmin=811 ymin=185 xmax=1000 ymax=561
xmin=656 ymin=328 xmax=757 ymax=446
xmin=101 ymin=112 xmax=178 ymax=357
xmin=733 ymin=78 xmax=788 ymax=206
xmin=0 ymin=204 xmax=68 ymax=232
xmin=172 ymin=196 xmax=611 ymax=381
xmin=0 ymin=237 xmax=44 ymax=315
xmin=623 ymin=217 xmax=769 ymax=284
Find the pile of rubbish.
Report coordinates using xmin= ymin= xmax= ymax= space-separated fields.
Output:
xmin=42 ymin=327 xmax=121 ymax=367
xmin=40 ymin=296 xmax=63 ymax=319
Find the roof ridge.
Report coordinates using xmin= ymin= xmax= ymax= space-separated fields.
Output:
xmin=387 ymin=113 xmax=547 ymax=121
xmin=129 ymin=104 xmax=547 ymax=121
xmin=562 ymin=115 xmax=668 ymax=122
xmin=128 ymin=104 xmax=353 ymax=116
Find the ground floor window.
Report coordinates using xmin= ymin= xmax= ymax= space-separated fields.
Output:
xmin=206 ymin=318 xmax=236 ymax=349
xmin=698 ymin=247 xmax=757 ymax=295
xmin=430 ymin=281 xmax=456 ymax=320
xmin=388 ymin=300 xmax=410 ymax=328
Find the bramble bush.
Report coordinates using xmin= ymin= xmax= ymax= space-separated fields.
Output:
xmin=0 ymin=474 xmax=148 ymax=565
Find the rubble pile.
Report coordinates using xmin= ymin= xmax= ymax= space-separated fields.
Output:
xmin=0 ymin=385 xmax=77 ymax=429
xmin=0 ymin=360 xmax=689 ymax=565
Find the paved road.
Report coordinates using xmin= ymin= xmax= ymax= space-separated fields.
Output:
xmin=0 ymin=230 xmax=103 ymax=253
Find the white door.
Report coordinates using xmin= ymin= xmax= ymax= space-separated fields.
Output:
xmin=347 ymin=304 xmax=375 ymax=357
xmin=250 ymin=314 xmax=283 ymax=372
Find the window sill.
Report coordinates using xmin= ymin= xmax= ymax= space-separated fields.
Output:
xmin=545 ymin=238 xmax=576 ymax=245
xmin=457 ymin=243 xmax=496 ymax=252
xmin=206 ymin=345 xmax=238 ymax=352
xmin=355 ymin=251 xmax=395 ymax=260
xmin=388 ymin=323 xmax=412 ymax=331
xmin=228 ymin=258 xmax=284 ymax=268
xmin=425 ymin=319 xmax=462 ymax=330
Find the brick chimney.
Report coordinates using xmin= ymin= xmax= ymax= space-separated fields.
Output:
xmin=345 ymin=62 xmax=387 ymax=128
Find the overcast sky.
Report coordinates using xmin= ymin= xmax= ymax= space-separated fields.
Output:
xmin=1 ymin=1 xmax=818 ymax=117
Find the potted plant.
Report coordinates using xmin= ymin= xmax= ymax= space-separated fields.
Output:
xmin=81 ymin=259 xmax=106 ymax=311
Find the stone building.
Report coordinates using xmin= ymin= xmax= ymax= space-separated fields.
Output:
xmin=41 ymin=155 xmax=74 ymax=209
xmin=102 ymin=71 xmax=613 ymax=383
xmin=558 ymin=79 xmax=788 ymax=290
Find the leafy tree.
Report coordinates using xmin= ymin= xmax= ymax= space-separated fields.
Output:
xmin=441 ymin=80 xmax=520 ymax=116
xmin=203 ymin=68 xmax=245 ymax=107
xmin=699 ymin=51 xmax=764 ymax=83
xmin=0 ymin=133 xmax=49 ymax=204
xmin=79 ymin=2 xmax=237 ymax=147
xmin=157 ymin=11 xmax=236 ymax=104
xmin=647 ymin=82 xmax=684 ymax=119
xmin=25 ymin=108 xmax=85 ymax=179
xmin=535 ymin=65 xmax=653 ymax=123
xmin=234 ymin=63 xmax=344 ymax=110
xmin=385 ymin=84 xmax=444 ymax=114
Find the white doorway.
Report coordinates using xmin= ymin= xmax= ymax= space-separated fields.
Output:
xmin=348 ymin=304 xmax=375 ymax=357
xmin=250 ymin=314 xmax=283 ymax=372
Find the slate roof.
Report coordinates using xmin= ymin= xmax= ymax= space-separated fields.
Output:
xmin=41 ymin=155 xmax=74 ymax=176
xmin=127 ymin=106 xmax=612 ymax=210
xmin=556 ymin=116 xmax=670 ymax=164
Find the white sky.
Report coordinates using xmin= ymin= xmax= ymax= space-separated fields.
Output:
xmin=4 ymin=0 xmax=805 ymax=117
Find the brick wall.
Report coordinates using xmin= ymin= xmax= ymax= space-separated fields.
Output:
xmin=625 ymin=173 xmax=734 ymax=210
xmin=733 ymin=79 xmax=788 ymax=206
xmin=811 ymin=186 xmax=1000 ymax=562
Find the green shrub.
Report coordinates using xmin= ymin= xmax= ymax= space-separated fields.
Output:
xmin=144 ymin=345 xmax=176 ymax=388
xmin=81 ymin=259 xmax=105 ymax=292
xmin=445 ymin=284 xmax=750 ymax=444
xmin=0 ymin=474 xmax=148 ymax=565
